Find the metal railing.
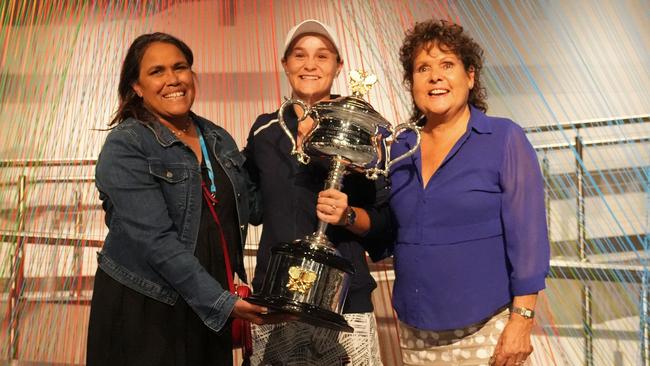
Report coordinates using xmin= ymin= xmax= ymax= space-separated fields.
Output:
xmin=530 ymin=115 xmax=649 ymax=366
xmin=0 ymin=159 xmax=97 ymax=361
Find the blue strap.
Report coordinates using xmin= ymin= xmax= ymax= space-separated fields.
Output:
xmin=198 ymin=128 xmax=217 ymax=194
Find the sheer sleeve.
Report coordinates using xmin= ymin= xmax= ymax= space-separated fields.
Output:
xmin=500 ymin=124 xmax=550 ymax=296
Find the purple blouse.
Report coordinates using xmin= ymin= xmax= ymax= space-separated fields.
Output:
xmin=387 ymin=106 xmax=550 ymax=331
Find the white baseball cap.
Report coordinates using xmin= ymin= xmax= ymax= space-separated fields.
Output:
xmin=282 ymin=19 xmax=342 ymax=58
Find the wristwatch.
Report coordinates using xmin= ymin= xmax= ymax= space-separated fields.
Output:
xmin=344 ymin=207 xmax=357 ymax=226
xmin=511 ymin=306 xmax=535 ymax=319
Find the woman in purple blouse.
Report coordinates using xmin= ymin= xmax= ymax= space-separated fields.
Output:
xmin=327 ymin=19 xmax=550 ymax=366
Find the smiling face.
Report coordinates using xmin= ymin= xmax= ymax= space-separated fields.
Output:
xmin=282 ymin=33 xmax=343 ymax=105
xmin=411 ymin=43 xmax=474 ymax=124
xmin=132 ymin=42 xmax=195 ymax=124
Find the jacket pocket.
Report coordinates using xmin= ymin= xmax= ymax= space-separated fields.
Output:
xmin=148 ymin=159 xmax=190 ymax=183
xmin=147 ymin=159 xmax=191 ymax=218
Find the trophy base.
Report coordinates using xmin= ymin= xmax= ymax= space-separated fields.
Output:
xmin=247 ymin=294 xmax=354 ymax=333
xmin=248 ymin=240 xmax=355 ymax=333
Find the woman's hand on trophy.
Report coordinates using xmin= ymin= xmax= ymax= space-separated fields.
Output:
xmin=231 ymin=299 xmax=297 ymax=325
xmin=317 ymin=188 xmax=348 ymax=225
xmin=231 ymin=299 xmax=268 ymax=324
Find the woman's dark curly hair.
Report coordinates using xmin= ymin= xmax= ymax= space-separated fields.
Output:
xmin=399 ymin=19 xmax=487 ymax=123
xmin=109 ymin=32 xmax=194 ymax=126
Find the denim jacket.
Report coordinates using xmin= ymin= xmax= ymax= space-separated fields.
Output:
xmin=95 ymin=113 xmax=261 ymax=333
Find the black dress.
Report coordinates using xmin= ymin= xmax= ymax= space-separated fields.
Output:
xmin=87 ymin=141 xmax=240 ymax=366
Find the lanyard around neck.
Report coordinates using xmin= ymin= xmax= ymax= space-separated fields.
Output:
xmin=197 ymin=127 xmax=217 ymax=194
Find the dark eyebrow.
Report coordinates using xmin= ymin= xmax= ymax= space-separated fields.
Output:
xmin=144 ymin=61 xmax=189 ymax=73
xmin=291 ymin=47 xmax=335 ymax=53
xmin=145 ymin=65 xmax=163 ymax=73
xmin=439 ymin=55 xmax=460 ymax=62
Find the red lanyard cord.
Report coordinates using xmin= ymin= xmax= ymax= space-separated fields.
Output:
xmin=201 ymin=181 xmax=235 ymax=293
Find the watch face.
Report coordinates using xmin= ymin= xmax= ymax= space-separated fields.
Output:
xmin=512 ymin=306 xmax=534 ymax=319
xmin=346 ymin=207 xmax=356 ymax=226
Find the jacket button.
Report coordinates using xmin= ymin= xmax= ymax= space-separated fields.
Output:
xmin=166 ymin=171 xmax=173 ymax=178
xmin=225 ymin=161 xmax=233 ymax=168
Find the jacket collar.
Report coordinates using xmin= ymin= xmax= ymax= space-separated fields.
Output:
xmin=142 ymin=112 xmax=219 ymax=147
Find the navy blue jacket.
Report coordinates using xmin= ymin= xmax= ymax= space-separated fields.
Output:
xmin=244 ymin=106 xmax=389 ymax=313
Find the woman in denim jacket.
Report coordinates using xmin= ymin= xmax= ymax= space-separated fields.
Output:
xmin=87 ymin=32 xmax=276 ymax=366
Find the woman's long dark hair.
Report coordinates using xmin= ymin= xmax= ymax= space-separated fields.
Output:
xmin=399 ymin=19 xmax=487 ymax=124
xmin=109 ymin=32 xmax=194 ymax=126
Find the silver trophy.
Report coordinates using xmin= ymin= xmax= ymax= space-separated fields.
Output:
xmin=247 ymin=71 xmax=420 ymax=332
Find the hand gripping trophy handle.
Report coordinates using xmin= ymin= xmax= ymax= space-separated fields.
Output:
xmin=365 ymin=122 xmax=422 ymax=180
xmin=277 ymin=98 xmax=313 ymax=165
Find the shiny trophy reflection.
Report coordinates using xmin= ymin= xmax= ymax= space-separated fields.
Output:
xmin=247 ymin=70 xmax=421 ymax=332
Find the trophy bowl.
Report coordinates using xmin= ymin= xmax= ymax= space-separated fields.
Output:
xmin=247 ymin=71 xmax=420 ymax=333
xmin=302 ymin=96 xmax=391 ymax=167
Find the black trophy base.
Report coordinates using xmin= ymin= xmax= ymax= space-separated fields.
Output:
xmin=247 ymin=295 xmax=354 ymax=333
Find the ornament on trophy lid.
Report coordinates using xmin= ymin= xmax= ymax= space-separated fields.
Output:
xmin=348 ymin=70 xmax=378 ymax=98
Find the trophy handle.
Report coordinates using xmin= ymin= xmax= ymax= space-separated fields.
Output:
xmin=277 ymin=98 xmax=312 ymax=165
xmin=365 ymin=123 xmax=421 ymax=179
xmin=386 ymin=122 xmax=421 ymax=171
xmin=364 ymin=132 xmax=388 ymax=180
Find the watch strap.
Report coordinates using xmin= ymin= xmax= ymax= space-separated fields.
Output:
xmin=511 ymin=306 xmax=535 ymax=319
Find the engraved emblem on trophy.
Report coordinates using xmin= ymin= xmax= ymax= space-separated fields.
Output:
xmin=247 ymin=70 xmax=421 ymax=332
xmin=287 ymin=266 xmax=318 ymax=294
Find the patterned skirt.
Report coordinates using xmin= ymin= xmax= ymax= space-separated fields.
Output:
xmin=250 ymin=312 xmax=383 ymax=366
xmin=399 ymin=308 xmax=528 ymax=366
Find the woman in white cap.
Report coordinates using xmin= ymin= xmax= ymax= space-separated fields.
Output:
xmin=243 ymin=19 xmax=386 ymax=366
